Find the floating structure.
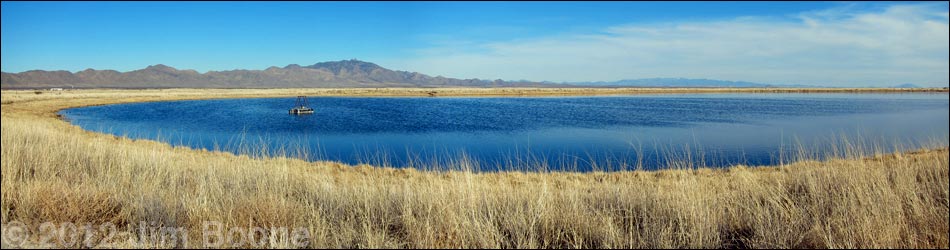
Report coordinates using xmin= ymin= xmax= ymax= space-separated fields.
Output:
xmin=289 ymin=96 xmax=315 ymax=114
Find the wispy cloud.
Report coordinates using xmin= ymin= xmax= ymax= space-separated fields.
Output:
xmin=391 ymin=3 xmax=949 ymax=87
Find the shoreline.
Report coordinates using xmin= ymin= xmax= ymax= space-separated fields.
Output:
xmin=5 ymin=86 xmax=948 ymax=117
xmin=2 ymin=87 xmax=947 ymax=170
xmin=2 ymin=88 xmax=948 ymax=248
xmin=38 ymin=88 xmax=950 ymax=172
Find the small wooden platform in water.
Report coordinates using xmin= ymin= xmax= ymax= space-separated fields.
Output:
xmin=289 ymin=96 xmax=315 ymax=114
xmin=289 ymin=107 xmax=314 ymax=114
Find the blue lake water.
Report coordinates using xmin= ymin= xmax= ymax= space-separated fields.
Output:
xmin=60 ymin=93 xmax=949 ymax=171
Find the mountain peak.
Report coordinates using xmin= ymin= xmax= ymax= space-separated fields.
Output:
xmin=145 ymin=64 xmax=177 ymax=71
xmin=305 ymin=59 xmax=383 ymax=72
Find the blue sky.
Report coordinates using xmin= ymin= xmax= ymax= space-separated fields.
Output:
xmin=2 ymin=1 xmax=948 ymax=87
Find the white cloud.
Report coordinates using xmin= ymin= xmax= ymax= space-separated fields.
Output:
xmin=391 ymin=3 xmax=949 ymax=87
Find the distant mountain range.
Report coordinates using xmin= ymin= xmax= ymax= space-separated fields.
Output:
xmin=566 ymin=78 xmax=818 ymax=88
xmin=2 ymin=60 xmax=936 ymax=89
xmin=0 ymin=59 xmax=554 ymax=89
xmin=568 ymin=79 xmax=942 ymax=88
xmin=891 ymin=83 xmax=923 ymax=88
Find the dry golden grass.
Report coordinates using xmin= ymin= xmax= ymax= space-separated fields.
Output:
xmin=1 ymin=88 xmax=948 ymax=248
